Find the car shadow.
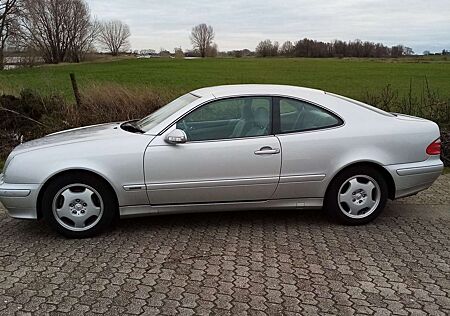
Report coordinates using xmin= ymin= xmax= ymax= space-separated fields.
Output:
xmin=115 ymin=208 xmax=332 ymax=234
xmin=9 ymin=207 xmax=333 ymax=239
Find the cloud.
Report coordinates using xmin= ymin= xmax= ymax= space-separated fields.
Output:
xmin=86 ymin=0 xmax=450 ymax=53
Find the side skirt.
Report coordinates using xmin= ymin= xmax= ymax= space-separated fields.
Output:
xmin=119 ymin=198 xmax=323 ymax=218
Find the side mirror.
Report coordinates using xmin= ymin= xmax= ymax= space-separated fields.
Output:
xmin=165 ymin=129 xmax=187 ymax=144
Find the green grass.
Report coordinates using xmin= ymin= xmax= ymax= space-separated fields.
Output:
xmin=1 ymin=57 xmax=450 ymax=102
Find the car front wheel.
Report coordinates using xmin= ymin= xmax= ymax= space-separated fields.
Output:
xmin=325 ymin=166 xmax=388 ymax=225
xmin=41 ymin=173 xmax=117 ymax=238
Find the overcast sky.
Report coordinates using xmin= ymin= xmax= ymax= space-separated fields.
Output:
xmin=86 ymin=0 xmax=450 ymax=54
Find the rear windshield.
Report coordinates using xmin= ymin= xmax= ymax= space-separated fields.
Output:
xmin=325 ymin=92 xmax=395 ymax=117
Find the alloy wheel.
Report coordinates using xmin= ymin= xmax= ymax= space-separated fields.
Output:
xmin=337 ymin=175 xmax=381 ymax=219
xmin=52 ymin=184 xmax=104 ymax=232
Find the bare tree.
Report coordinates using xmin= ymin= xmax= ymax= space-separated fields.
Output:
xmin=206 ymin=43 xmax=218 ymax=57
xmin=0 ymin=0 xmax=20 ymax=69
xmin=98 ymin=20 xmax=130 ymax=56
xmin=256 ymin=39 xmax=276 ymax=57
xmin=404 ymin=47 xmax=414 ymax=56
xmin=174 ymin=47 xmax=184 ymax=58
xmin=257 ymin=37 xmax=408 ymax=59
xmin=279 ymin=41 xmax=294 ymax=57
xmin=19 ymin=0 xmax=97 ymax=64
xmin=190 ymin=23 xmax=214 ymax=58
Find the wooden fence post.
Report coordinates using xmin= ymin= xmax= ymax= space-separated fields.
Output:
xmin=70 ymin=73 xmax=81 ymax=107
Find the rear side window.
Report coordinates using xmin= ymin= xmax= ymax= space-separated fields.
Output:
xmin=278 ymin=98 xmax=342 ymax=133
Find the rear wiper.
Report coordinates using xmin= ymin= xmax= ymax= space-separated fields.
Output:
xmin=121 ymin=121 xmax=145 ymax=134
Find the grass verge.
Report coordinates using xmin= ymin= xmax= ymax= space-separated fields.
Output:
xmin=1 ymin=57 xmax=450 ymax=102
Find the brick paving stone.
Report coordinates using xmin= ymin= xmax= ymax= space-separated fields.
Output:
xmin=0 ymin=175 xmax=449 ymax=315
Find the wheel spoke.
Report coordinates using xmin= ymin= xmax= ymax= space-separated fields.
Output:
xmin=363 ymin=198 xmax=376 ymax=210
xmin=61 ymin=188 xmax=94 ymax=203
xmin=347 ymin=178 xmax=359 ymax=192
xmin=348 ymin=204 xmax=363 ymax=215
xmin=85 ymin=204 xmax=101 ymax=217
xmin=56 ymin=201 xmax=72 ymax=218
xmin=339 ymin=190 xmax=353 ymax=205
xmin=71 ymin=216 xmax=86 ymax=228
xmin=339 ymin=178 xmax=357 ymax=205
xmin=361 ymin=181 xmax=376 ymax=200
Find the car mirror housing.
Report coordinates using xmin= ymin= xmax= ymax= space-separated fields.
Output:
xmin=165 ymin=129 xmax=187 ymax=144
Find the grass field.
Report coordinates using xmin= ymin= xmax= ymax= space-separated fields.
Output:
xmin=0 ymin=57 xmax=449 ymax=102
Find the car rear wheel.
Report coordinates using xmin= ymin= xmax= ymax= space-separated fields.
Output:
xmin=42 ymin=173 xmax=117 ymax=238
xmin=325 ymin=166 xmax=388 ymax=225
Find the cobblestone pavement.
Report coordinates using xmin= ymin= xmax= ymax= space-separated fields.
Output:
xmin=0 ymin=175 xmax=449 ymax=315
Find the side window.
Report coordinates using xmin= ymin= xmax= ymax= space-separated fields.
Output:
xmin=279 ymin=98 xmax=342 ymax=133
xmin=177 ymin=97 xmax=271 ymax=141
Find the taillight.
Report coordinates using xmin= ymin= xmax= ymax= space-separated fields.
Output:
xmin=426 ymin=138 xmax=441 ymax=155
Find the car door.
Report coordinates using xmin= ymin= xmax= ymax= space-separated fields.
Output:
xmin=144 ymin=96 xmax=282 ymax=205
xmin=272 ymin=97 xmax=344 ymax=199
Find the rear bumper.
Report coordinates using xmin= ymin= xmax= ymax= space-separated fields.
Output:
xmin=385 ymin=157 xmax=444 ymax=199
xmin=0 ymin=174 xmax=39 ymax=219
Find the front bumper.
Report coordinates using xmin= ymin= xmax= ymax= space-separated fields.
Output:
xmin=0 ymin=174 xmax=39 ymax=219
xmin=385 ymin=157 xmax=444 ymax=199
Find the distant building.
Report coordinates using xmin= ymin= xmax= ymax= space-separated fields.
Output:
xmin=137 ymin=49 xmax=159 ymax=58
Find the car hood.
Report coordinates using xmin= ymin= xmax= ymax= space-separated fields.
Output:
xmin=12 ymin=122 xmax=123 ymax=155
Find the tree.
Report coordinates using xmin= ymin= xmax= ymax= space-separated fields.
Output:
xmin=174 ymin=47 xmax=184 ymax=58
xmin=206 ymin=43 xmax=218 ymax=57
xmin=404 ymin=47 xmax=414 ymax=56
xmin=0 ymin=0 xmax=20 ymax=70
xmin=390 ymin=45 xmax=404 ymax=57
xmin=256 ymin=39 xmax=275 ymax=57
xmin=20 ymin=0 xmax=98 ymax=64
xmin=280 ymin=41 xmax=294 ymax=57
xmin=256 ymin=37 xmax=408 ymax=59
xmin=190 ymin=23 xmax=214 ymax=58
xmin=98 ymin=20 xmax=130 ymax=56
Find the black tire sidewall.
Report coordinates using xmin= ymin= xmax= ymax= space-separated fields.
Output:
xmin=325 ymin=166 xmax=388 ymax=225
xmin=41 ymin=173 xmax=117 ymax=238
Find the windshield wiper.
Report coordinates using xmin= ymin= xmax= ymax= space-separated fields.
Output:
xmin=121 ymin=121 xmax=145 ymax=134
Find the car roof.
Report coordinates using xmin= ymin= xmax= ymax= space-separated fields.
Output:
xmin=191 ymin=84 xmax=326 ymax=99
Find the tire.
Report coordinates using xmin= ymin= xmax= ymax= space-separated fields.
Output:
xmin=324 ymin=166 xmax=388 ymax=225
xmin=41 ymin=172 xmax=118 ymax=238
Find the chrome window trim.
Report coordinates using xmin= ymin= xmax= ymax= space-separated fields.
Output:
xmin=174 ymin=134 xmax=277 ymax=145
xmin=157 ymin=93 xmax=346 ymax=142
xmin=275 ymin=96 xmax=345 ymax=135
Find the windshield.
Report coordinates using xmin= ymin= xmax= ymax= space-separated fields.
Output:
xmin=136 ymin=93 xmax=199 ymax=132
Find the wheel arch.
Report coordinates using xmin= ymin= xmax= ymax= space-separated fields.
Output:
xmin=326 ymin=161 xmax=396 ymax=200
xmin=36 ymin=168 xmax=119 ymax=220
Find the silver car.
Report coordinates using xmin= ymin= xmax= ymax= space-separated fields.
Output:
xmin=0 ymin=85 xmax=443 ymax=237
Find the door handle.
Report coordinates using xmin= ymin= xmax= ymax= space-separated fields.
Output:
xmin=254 ymin=147 xmax=280 ymax=155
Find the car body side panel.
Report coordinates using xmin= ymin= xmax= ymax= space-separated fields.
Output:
xmin=273 ymin=98 xmax=442 ymax=200
xmin=144 ymin=134 xmax=282 ymax=204
xmin=4 ymin=133 xmax=154 ymax=208
xmin=384 ymin=156 xmax=443 ymax=198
